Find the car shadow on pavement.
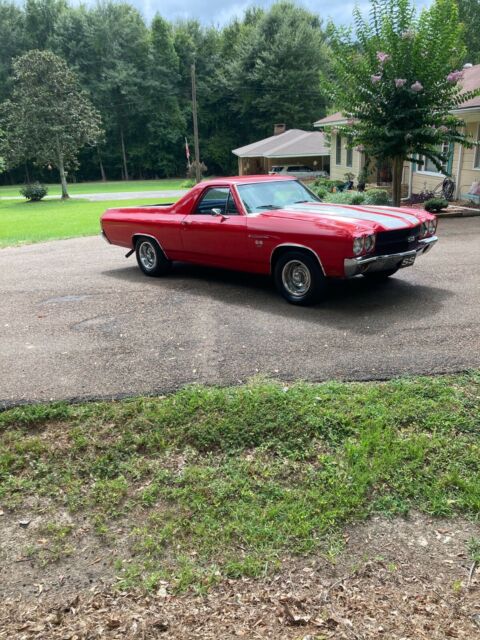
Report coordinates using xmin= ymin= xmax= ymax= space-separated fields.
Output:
xmin=103 ymin=263 xmax=453 ymax=335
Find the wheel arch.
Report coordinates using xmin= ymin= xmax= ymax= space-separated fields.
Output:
xmin=132 ymin=233 xmax=169 ymax=260
xmin=270 ymin=244 xmax=325 ymax=276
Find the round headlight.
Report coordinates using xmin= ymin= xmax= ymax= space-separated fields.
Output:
xmin=364 ymin=234 xmax=376 ymax=253
xmin=428 ymin=219 xmax=437 ymax=235
xmin=420 ymin=222 xmax=428 ymax=238
xmin=353 ymin=237 xmax=365 ymax=256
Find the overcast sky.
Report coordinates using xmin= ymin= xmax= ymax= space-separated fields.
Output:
xmin=134 ymin=0 xmax=434 ymax=26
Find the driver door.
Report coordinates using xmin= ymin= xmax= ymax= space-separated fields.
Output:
xmin=180 ymin=186 xmax=247 ymax=268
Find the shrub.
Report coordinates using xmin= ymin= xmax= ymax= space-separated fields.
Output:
xmin=313 ymin=177 xmax=345 ymax=192
xmin=407 ymin=191 xmax=435 ymax=204
xmin=364 ymin=189 xmax=390 ymax=205
xmin=180 ymin=178 xmax=196 ymax=189
xmin=20 ymin=182 xmax=48 ymax=202
xmin=324 ymin=191 xmax=365 ymax=205
xmin=311 ymin=185 xmax=328 ymax=199
xmin=424 ymin=198 xmax=448 ymax=213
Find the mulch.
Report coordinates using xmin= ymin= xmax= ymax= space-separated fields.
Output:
xmin=2 ymin=514 xmax=479 ymax=639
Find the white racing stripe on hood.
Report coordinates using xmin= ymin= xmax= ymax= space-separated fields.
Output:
xmin=362 ymin=206 xmax=420 ymax=224
xmin=288 ymin=204 xmax=413 ymax=229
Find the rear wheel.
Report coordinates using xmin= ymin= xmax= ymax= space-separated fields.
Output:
xmin=274 ymin=250 xmax=326 ymax=305
xmin=135 ymin=237 xmax=171 ymax=277
xmin=362 ymin=267 xmax=399 ymax=281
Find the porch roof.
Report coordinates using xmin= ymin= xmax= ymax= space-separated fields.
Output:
xmin=232 ymin=129 xmax=329 ymax=158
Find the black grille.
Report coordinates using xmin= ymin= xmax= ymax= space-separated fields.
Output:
xmin=375 ymin=225 xmax=421 ymax=255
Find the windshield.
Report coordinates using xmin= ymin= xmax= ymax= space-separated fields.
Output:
xmin=237 ymin=180 xmax=320 ymax=214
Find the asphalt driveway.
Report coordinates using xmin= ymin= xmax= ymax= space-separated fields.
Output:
xmin=1 ymin=217 xmax=479 ymax=406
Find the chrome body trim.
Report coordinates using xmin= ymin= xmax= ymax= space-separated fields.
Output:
xmin=270 ymin=243 xmax=326 ymax=275
xmin=131 ymin=233 xmax=169 ymax=259
xmin=343 ymin=236 xmax=438 ymax=278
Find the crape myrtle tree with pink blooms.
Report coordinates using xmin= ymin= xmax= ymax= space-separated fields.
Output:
xmin=326 ymin=0 xmax=480 ymax=206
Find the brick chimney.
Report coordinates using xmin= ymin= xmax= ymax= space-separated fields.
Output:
xmin=274 ymin=123 xmax=286 ymax=135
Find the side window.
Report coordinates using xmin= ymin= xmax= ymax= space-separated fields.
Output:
xmin=336 ymin=135 xmax=342 ymax=165
xmin=194 ymin=187 xmax=230 ymax=214
xmin=226 ymin=192 xmax=239 ymax=215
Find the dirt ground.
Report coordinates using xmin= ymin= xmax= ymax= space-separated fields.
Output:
xmin=2 ymin=512 xmax=480 ymax=639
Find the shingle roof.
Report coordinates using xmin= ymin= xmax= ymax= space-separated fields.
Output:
xmin=313 ymin=112 xmax=348 ymax=127
xmin=456 ymin=63 xmax=480 ymax=110
xmin=232 ymin=129 xmax=329 ymax=158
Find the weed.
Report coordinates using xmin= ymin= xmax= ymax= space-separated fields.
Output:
xmin=1 ymin=374 xmax=479 ymax=590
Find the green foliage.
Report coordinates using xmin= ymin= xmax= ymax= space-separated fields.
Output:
xmin=227 ymin=2 xmax=330 ymax=139
xmin=19 ymin=181 xmax=48 ymax=201
xmin=311 ymin=185 xmax=328 ymax=199
xmin=180 ymin=178 xmax=196 ymax=189
xmin=0 ymin=1 xmax=331 ymax=182
xmin=456 ymin=0 xmax=480 ymax=65
xmin=0 ymin=374 xmax=479 ymax=590
xmin=1 ymin=49 xmax=102 ymax=197
xmin=364 ymin=188 xmax=391 ymax=205
xmin=468 ymin=536 xmax=480 ymax=564
xmin=326 ymin=0 xmax=480 ymax=204
xmin=324 ymin=191 xmax=366 ymax=204
xmin=313 ymin=177 xmax=345 ymax=192
xmin=424 ymin=197 xmax=449 ymax=212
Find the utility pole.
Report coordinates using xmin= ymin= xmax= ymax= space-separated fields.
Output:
xmin=191 ymin=61 xmax=201 ymax=184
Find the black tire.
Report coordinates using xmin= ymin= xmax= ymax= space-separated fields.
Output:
xmin=362 ymin=268 xmax=399 ymax=281
xmin=273 ymin=250 xmax=326 ymax=305
xmin=135 ymin=237 xmax=172 ymax=277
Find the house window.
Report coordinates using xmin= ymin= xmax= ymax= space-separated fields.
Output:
xmin=346 ymin=138 xmax=353 ymax=167
xmin=474 ymin=124 xmax=480 ymax=169
xmin=335 ymin=134 xmax=342 ymax=165
xmin=417 ymin=141 xmax=450 ymax=174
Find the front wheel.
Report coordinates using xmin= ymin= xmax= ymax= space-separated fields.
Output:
xmin=362 ymin=268 xmax=399 ymax=281
xmin=135 ymin=237 xmax=171 ymax=277
xmin=274 ymin=250 xmax=326 ymax=305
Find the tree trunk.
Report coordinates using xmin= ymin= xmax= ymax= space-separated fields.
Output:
xmin=58 ymin=152 xmax=69 ymax=199
xmin=24 ymin=163 xmax=30 ymax=183
xmin=391 ymin=157 xmax=404 ymax=207
xmin=120 ymin=127 xmax=129 ymax=181
xmin=98 ymin=151 xmax=107 ymax=182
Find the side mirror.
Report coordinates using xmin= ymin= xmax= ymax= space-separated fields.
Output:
xmin=211 ymin=208 xmax=223 ymax=216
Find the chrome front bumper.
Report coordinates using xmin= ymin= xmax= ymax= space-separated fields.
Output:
xmin=344 ymin=236 xmax=438 ymax=278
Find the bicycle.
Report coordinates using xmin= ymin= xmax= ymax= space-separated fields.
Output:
xmin=409 ymin=176 xmax=456 ymax=204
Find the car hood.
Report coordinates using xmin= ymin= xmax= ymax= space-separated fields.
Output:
xmin=258 ymin=202 xmax=427 ymax=233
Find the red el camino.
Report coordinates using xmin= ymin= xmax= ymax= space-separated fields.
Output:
xmin=100 ymin=175 xmax=438 ymax=305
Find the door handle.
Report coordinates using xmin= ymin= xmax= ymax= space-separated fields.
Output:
xmin=181 ymin=220 xmax=190 ymax=226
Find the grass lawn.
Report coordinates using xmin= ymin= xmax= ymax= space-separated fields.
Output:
xmin=1 ymin=374 xmax=479 ymax=592
xmin=0 ymin=178 xmax=186 ymax=198
xmin=0 ymin=197 xmax=175 ymax=247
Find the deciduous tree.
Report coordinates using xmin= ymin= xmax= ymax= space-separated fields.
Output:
xmin=227 ymin=2 xmax=329 ymax=140
xmin=1 ymin=50 xmax=102 ymax=198
xmin=327 ymin=0 xmax=479 ymax=205
xmin=456 ymin=0 xmax=480 ymax=64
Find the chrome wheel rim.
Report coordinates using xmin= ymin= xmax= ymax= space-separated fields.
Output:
xmin=281 ymin=260 xmax=311 ymax=297
xmin=139 ymin=241 xmax=157 ymax=271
